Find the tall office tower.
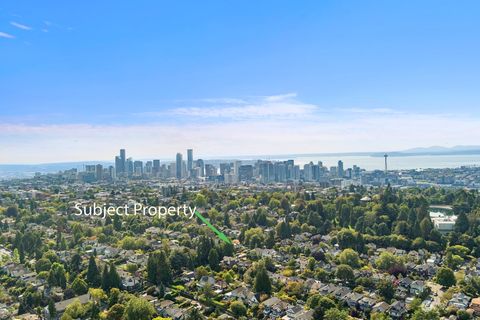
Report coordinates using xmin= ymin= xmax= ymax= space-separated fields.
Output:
xmin=168 ymin=163 xmax=176 ymax=178
xmin=126 ymin=158 xmax=134 ymax=178
xmin=95 ymin=164 xmax=103 ymax=181
xmin=120 ymin=148 xmax=126 ymax=160
xmin=196 ymin=159 xmax=205 ymax=177
xmin=205 ymin=164 xmax=217 ymax=177
xmin=219 ymin=163 xmax=232 ymax=175
xmin=233 ymin=160 xmax=241 ymax=182
xmin=108 ymin=166 xmax=115 ymax=180
xmin=120 ymin=149 xmax=126 ymax=174
xmin=303 ymin=162 xmax=313 ymax=181
xmin=176 ymin=153 xmax=183 ymax=179
xmin=115 ymin=156 xmax=122 ymax=177
xmin=330 ymin=166 xmax=338 ymax=177
xmin=153 ymin=160 xmax=160 ymax=176
xmin=145 ymin=161 xmax=153 ymax=176
xmin=338 ymin=160 xmax=344 ymax=178
xmin=384 ymin=154 xmax=388 ymax=174
xmin=187 ymin=149 xmax=193 ymax=175
xmin=134 ymin=161 xmax=143 ymax=177
xmin=312 ymin=164 xmax=321 ymax=181
xmin=85 ymin=165 xmax=96 ymax=173
xmin=275 ymin=162 xmax=287 ymax=182
xmin=239 ymin=165 xmax=253 ymax=182
xmin=346 ymin=168 xmax=353 ymax=179
xmin=293 ymin=165 xmax=300 ymax=181
xmin=259 ymin=161 xmax=272 ymax=183
xmin=115 ymin=149 xmax=126 ymax=177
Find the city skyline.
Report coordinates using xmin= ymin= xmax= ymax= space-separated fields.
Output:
xmin=2 ymin=1 xmax=480 ymax=163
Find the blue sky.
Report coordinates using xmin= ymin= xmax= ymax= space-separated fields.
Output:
xmin=1 ymin=1 xmax=480 ymax=163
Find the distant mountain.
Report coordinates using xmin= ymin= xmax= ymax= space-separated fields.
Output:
xmin=402 ymin=145 xmax=480 ymax=154
xmin=371 ymin=145 xmax=480 ymax=157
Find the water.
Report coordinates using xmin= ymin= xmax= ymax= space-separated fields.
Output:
xmin=268 ymin=154 xmax=480 ymax=171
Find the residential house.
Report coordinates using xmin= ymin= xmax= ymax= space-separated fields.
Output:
xmin=448 ymin=292 xmax=471 ymax=310
xmin=358 ymin=296 xmax=377 ymax=312
xmin=469 ymin=297 xmax=480 ymax=315
xmin=224 ymin=286 xmax=258 ymax=306
xmin=410 ymin=280 xmax=426 ymax=295
xmin=371 ymin=301 xmax=390 ymax=314
xmin=389 ymin=301 xmax=407 ymax=318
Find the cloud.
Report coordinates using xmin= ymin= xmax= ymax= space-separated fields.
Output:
xmin=340 ymin=107 xmax=403 ymax=114
xmin=1 ymin=94 xmax=479 ymax=164
xmin=10 ymin=21 xmax=32 ymax=31
xmin=0 ymin=32 xmax=15 ymax=39
xmin=1 ymin=110 xmax=479 ymax=164
xmin=140 ymin=93 xmax=318 ymax=120
xmin=170 ymin=102 xmax=317 ymax=119
xmin=264 ymin=92 xmax=297 ymax=102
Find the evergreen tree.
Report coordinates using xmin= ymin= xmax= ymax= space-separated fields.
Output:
xmin=48 ymin=299 xmax=56 ymax=319
xmin=48 ymin=263 xmax=67 ymax=289
xmin=156 ymin=250 xmax=172 ymax=285
xmin=87 ymin=255 xmax=101 ymax=287
xmin=18 ymin=244 xmax=25 ymax=264
xmin=254 ymin=265 xmax=272 ymax=294
xmin=208 ymin=248 xmax=220 ymax=271
xmin=196 ymin=236 xmax=213 ymax=265
xmin=101 ymin=264 xmax=110 ymax=291
xmin=265 ymin=230 xmax=275 ymax=248
xmin=109 ymin=263 xmax=121 ymax=289
xmin=113 ymin=214 xmax=122 ymax=231
xmin=147 ymin=250 xmax=172 ymax=285
xmin=455 ymin=212 xmax=469 ymax=233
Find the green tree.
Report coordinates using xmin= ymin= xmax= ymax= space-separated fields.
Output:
xmin=102 ymin=264 xmax=110 ymax=291
xmin=455 ymin=212 xmax=469 ymax=233
xmin=276 ymin=221 xmax=291 ymax=239
xmin=376 ymin=279 xmax=394 ymax=302
xmin=195 ymin=194 xmax=207 ymax=208
xmin=35 ymin=258 xmax=52 ymax=273
xmin=48 ymin=263 xmax=67 ymax=289
xmin=375 ymin=252 xmax=405 ymax=274
xmin=186 ymin=308 xmax=204 ymax=320
xmin=208 ymin=248 xmax=220 ymax=271
xmin=109 ymin=263 xmax=122 ymax=289
xmin=338 ymin=248 xmax=361 ymax=268
xmin=230 ymin=300 xmax=247 ymax=317
xmin=324 ymin=308 xmax=349 ymax=320
xmin=336 ymin=264 xmax=355 ymax=284
xmin=71 ymin=277 xmax=88 ymax=295
xmin=147 ymin=250 xmax=172 ymax=285
xmin=123 ymin=297 xmax=155 ymax=320
xmin=87 ymin=255 xmax=101 ymax=287
xmin=436 ymin=267 xmax=456 ymax=287
xmin=48 ymin=299 xmax=56 ymax=319
xmin=254 ymin=265 xmax=272 ymax=294
xmin=370 ymin=313 xmax=392 ymax=320
xmin=411 ymin=308 xmax=440 ymax=320
xmin=5 ymin=206 xmax=18 ymax=217
xmin=106 ymin=304 xmax=125 ymax=320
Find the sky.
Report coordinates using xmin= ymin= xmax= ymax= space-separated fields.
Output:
xmin=1 ymin=1 xmax=480 ymax=164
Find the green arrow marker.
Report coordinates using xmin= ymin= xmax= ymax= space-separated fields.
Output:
xmin=194 ymin=210 xmax=232 ymax=244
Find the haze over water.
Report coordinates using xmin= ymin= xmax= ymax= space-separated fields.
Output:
xmin=270 ymin=154 xmax=480 ymax=171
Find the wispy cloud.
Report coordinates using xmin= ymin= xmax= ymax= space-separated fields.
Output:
xmin=0 ymin=32 xmax=15 ymax=39
xmin=1 ymin=94 xmax=479 ymax=163
xmin=340 ymin=107 xmax=403 ymax=114
xmin=264 ymin=92 xmax=297 ymax=102
xmin=1 ymin=111 xmax=479 ymax=164
xmin=139 ymin=93 xmax=318 ymax=120
xmin=10 ymin=21 xmax=32 ymax=31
